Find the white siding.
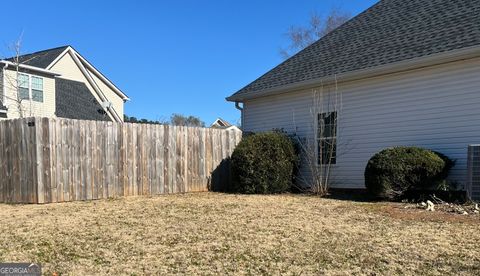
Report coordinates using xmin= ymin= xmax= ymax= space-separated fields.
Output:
xmin=87 ymin=68 xmax=124 ymax=120
xmin=1 ymin=69 xmax=56 ymax=118
xmin=50 ymin=52 xmax=124 ymax=121
xmin=0 ymin=69 xmax=3 ymax=103
xmin=243 ymin=57 xmax=480 ymax=189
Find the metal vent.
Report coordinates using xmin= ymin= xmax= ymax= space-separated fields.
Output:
xmin=467 ymin=145 xmax=480 ymax=201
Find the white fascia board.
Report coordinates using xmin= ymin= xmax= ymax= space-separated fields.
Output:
xmin=227 ymin=45 xmax=480 ymax=102
xmin=0 ymin=60 xmax=61 ymax=76
xmin=46 ymin=46 xmax=129 ymax=101
xmin=45 ymin=46 xmax=72 ymax=70
xmin=68 ymin=51 xmax=122 ymax=122
xmin=73 ymin=50 xmax=130 ymax=101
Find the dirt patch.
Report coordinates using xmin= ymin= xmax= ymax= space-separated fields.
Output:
xmin=0 ymin=193 xmax=479 ymax=275
xmin=365 ymin=203 xmax=480 ymax=224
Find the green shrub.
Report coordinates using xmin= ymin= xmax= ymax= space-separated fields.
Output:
xmin=231 ymin=131 xmax=298 ymax=194
xmin=364 ymin=147 xmax=454 ymax=200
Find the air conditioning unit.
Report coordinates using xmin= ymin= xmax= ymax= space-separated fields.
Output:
xmin=467 ymin=145 xmax=480 ymax=201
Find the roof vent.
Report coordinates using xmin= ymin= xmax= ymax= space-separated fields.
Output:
xmin=467 ymin=145 xmax=480 ymax=201
xmin=101 ymin=101 xmax=112 ymax=111
xmin=0 ymin=100 xmax=7 ymax=114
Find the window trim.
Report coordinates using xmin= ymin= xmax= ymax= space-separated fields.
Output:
xmin=31 ymin=76 xmax=44 ymax=102
xmin=316 ymin=111 xmax=337 ymax=165
xmin=17 ymin=73 xmax=30 ymax=101
xmin=17 ymin=73 xmax=44 ymax=103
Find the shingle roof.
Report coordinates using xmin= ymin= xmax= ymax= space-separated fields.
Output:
xmin=211 ymin=118 xmax=232 ymax=129
xmin=6 ymin=46 xmax=69 ymax=69
xmin=55 ymin=78 xmax=110 ymax=121
xmin=229 ymin=0 xmax=480 ymax=100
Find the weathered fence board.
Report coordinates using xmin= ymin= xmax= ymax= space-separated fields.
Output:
xmin=0 ymin=117 xmax=241 ymax=203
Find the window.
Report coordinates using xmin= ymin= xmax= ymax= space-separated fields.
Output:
xmin=317 ymin=112 xmax=337 ymax=165
xmin=17 ymin=74 xmax=43 ymax=102
xmin=18 ymin=74 xmax=29 ymax=100
xmin=31 ymin=76 xmax=43 ymax=102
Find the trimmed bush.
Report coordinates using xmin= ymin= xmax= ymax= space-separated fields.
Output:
xmin=364 ymin=147 xmax=454 ymax=200
xmin=231 ymin=131 xmax=298 ymax=194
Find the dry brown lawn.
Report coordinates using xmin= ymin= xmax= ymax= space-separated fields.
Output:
xmin=0 ymin=193 xmax=479 ymax=275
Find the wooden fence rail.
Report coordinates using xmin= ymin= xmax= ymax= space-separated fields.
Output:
xmin=0 ymin=118 xmax=241 ymax=203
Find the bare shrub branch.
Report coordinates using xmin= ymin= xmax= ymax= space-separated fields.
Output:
xmin=292 ymin=77 xmax=344 ymax=196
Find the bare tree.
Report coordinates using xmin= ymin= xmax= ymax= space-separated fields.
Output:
xmin=293 ymin=77 xmax=343 ymax=196
xmin=280 ymin=9 xmax=350 ymax=59
xmin=1 ymin=35 xmax=36 ymax=118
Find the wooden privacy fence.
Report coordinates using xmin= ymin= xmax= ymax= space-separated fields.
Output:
xmin=0 ymin=118 xmax=241 ymax=204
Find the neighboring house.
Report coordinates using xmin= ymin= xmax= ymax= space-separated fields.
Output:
xmin=0 ymin=46 xmax=129 ymax=121
xmin=211 ymin=118 xmax=241 ymax=131
xmin=227 ymin=0 xmax=480 ymax=190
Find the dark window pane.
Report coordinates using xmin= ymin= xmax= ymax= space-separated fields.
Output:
xmin=31 ymin=76 xmax=43 ymax=90
xmin=317 ymin=112 xmax=338 ymax=165
xmin=32 ymin=89 xmax=43 ymax=102
xmin=318 ymin=138 xmax=337 ymax=165
xmin=324 ymin=112 xmax=336 ymax=125
xmin=19 ymin=87 xmax=29 ymax=100
xmin=318 ymin=112 xmax=337 ymax=138
xmin=18 ymin=74 xmax=29 ymax=89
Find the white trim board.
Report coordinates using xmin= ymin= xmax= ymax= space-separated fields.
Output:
xmin=46 ymin=46 xmax=129 ymax=101
xmin=227 ymin=45 xmax=480 ymax=102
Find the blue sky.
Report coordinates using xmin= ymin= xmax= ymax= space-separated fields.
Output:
xmin=0 ymin=0 xmax=377 ymax=125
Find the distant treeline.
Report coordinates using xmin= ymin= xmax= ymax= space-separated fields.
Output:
xmin=124 ymin=113 xmax=205 ymax=127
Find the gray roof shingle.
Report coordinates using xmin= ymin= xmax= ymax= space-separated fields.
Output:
xmin=6 ymin=46 xmax=69 ymax=69
xmin=55 ymin=78 xmax=110 ymax=121
xmin=229 ymin=0 xmax=480 ymax=100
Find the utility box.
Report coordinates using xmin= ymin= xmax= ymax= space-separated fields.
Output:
xmin=467 ymin=145 xmax=480 ymax=201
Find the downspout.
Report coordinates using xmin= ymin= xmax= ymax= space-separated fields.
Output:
xmin=1 ymin=62 xmax=8 ymax=110
xmin=69 ymin=51 xmax=122 ymax=122
xmin=235 ymin=101 xmax=243 ymax=130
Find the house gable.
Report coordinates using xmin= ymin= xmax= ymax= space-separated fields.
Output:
xmin=46 ymin=47 xmax=129 ymax=101
xmin=2 ymin=45 xmax=128 ymax=122
xmin=211 ymin=118 xmax=232 ymax=128
xmin=48 ymin=49 xmax=125 ymax=121
xmin=6 ymin=46 xmax=69 ymax=69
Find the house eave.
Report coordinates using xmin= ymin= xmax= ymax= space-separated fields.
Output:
xmin=45 ymin=46 xmax=130 ymax=101
xmin=0 ymin=60 xmax=61 ymax=76
xmin=227 ymin=45 xmax=480 ymax=102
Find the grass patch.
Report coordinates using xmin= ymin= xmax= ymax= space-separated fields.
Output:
xmin=0 ymin=193 xmax=479 ymax=275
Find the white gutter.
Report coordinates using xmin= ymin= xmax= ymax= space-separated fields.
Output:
xmin=227 ymin=45 xmax=480 ymax=102
xmin=1 ymin=62 xmax=8 ymax=108
xmin=0 ymin=60 xmax=61 ymax=76
xmin=46 ymin=46 xmax=130 ymax=102
xmin=235 ymin=102 xmax=244 ymax=130
xmin=75 ymin=52 xmax=130 ymax=101
xmin=69 ymin=51 xmax=122 ymax=122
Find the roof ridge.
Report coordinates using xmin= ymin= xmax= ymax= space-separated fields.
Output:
xmin=4 ymin=45 xmax=71 ymax=69
xmin=14 ymin=45 xmax=70 ymax=59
